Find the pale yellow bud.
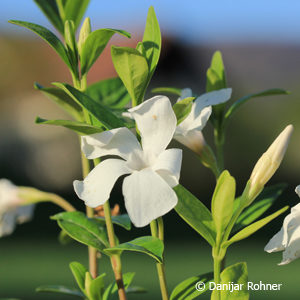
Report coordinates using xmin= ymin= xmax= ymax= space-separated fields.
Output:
xmin=248 ymin=125 xmax=293 ymax=201
xmin=78 ymin=17 xmax=91 ymax=56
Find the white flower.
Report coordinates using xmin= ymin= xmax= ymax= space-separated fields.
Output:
xmin=264 ymin=185 xmax=300 ymax=265
xmin=174 ymin=88 xmax=232 ymax=152
xmin=0 ymin=179 xmax=34 ymax=237
xmin=74 ymin=96 xmax=182 ymax=227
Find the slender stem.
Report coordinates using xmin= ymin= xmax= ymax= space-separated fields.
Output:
xmin=213 ymin=257 xmax=221 ymax=300
xmin=150 ymin=218 xmax=169 ymax=300
xmin=103 ymin=201 xmax=127 ymax=300
xmin=214 ymin=127 xmax=225 ymax=172
xmin=47 ymin=193 xmax=76 ymax=212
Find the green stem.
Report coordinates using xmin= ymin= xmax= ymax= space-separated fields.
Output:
xmin=103 ymin=201 xmax=127 ymax=300
xmin=47 ymin=193 xmax=76 ymax=212
xmin=151 ymin=218 xmax=169 ymax=300
xmin=213 ymin=256 xmax=222 ymax=300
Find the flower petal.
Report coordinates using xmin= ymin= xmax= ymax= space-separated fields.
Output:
xmin=280 ymin=225 xmax=300 ymax=265
xmin=81 ymin=127 xmax=141 ymax=160
xmin=74 ymin=159 xmax=131 ymax=208
xmin=264 ymin=227 xmax=285 ymax=253
xmin=128 ymin=96 xmax=177 ymax=155
xmin=152 ymin=149 xmax=182 ymax=187
xmin=174 ymin=130 xmax=206 ymax=154
xmin=0 ymin=211 xmax=16 ymax=237
xmin=179 ymin=88 xmax=193 ymax=100
xmin=16 ymin=205 xmax=35 ymax=224
xmin=123 ymin=168 xmax=178 ymax=227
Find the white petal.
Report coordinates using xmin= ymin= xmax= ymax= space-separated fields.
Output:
xmin=174 ymin=130 xmax=205 ymax=154
xmin=195 ymin=88 xmax=232 ymax=111
xmin=0 ymin=211 xmax=17 ymax=237
xmin=280 ymin=225 xmax=300 ymax=265
xmin=128 ymin=96 xmax=177 ymax=155
xmin=16 ymin=205 xmax=35 ymax=224
xmin=122 ymin=168 xmax=178 ymax=227
xmin=81 ymin=127 xmax=141 ymax=160
xmin=179 ymin=88 xmax=193 ymax=100
xmin=152 ymin=149 xmax=182 ymax=186
xmin=74 ymin=159 xmax=131 ymax=208
xmin=295 ymin=185 xmax=300 ymax=198
xmin=264 ymin=227 xmax=285 ymax=253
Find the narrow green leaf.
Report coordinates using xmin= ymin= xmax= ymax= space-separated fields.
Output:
xmin=89 ymin=273 xmax=106 ymax=300
xmin=35 ymin=117 xmax=103 ymax=135
xmin=52 ymin=211 xmax=109 ymax=251
xmin=170 ymin=272 xmax=213 ymax=300
xmin=64 ymin=20 xmax=78 ymax=69
xmin=224 ymin=206 xmax=289 ymax=248
xmin=233 ymin=183 xmax=287 ymax=233
xmin=94 ymin=214 xmax=131 ymax=231
xmin=151 ymin=87 xmax=182 ymax=96
xmin=142 ymin=6 xmax=161 ymax=78
xmin=9 ymin=20 xmax=71 ymax=69
xmin=104 ymin=236 xmax=164 ymax=263
xmin=224 ymin=89 xmax=290 ymax=122
xmin=36 ymin=285 xmax=84 ymax=297
xmin=86 ymin=78 xmax=131 ymax=109
xmin=174 ymin=185 xmax=216 ymax=246
xmin=33 ymin=0 xmax=64 ymax=34
xmin=206 ymin=51 xmax=226 ymax=92
xmin=54 ymin=83 xmax=126 ymax=129
xmin=81 ymin=29 xmax=130 ymax=75
xmin=111 ymin=46 xmax=149 ymax=106
xmin=34 ymin=82 xmax=83 ymax=121
xmin=173 ymin=97 xmax=194 ymax=125
xmin=211 ymin=170 xmax=236 ymax=234
xmin=69 ymin=261 xmax=88 ymax=294
xmin=63 ymin=0 xmax=90 ymax=30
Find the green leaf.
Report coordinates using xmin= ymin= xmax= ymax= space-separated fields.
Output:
xmin=34 ymin=82 xmax=83 ymax=121
xmin=111 ymin=46 xmax=149 ymax=106
xmin=36 ymin=285 xmax=84 ymax=297
xmin=54 ymin=83 xmax=126 ymax=129
xmin=9 ymin=20 xmax=71 ymax=70
xmin=104 ymin=236 xmax=164 ymax=263
xmin=213 ymin=262 xmax=249 ymax=300
xmin=69 ymin=261 xmax=88 ymax=294
xmin=211 ymin=170 xmax=236 ymax=234
xmin=86 ymin=78 xmax=131 ymax=109
xmin=232 ymin=183 xmax=287 ymax=233
xmin=81 ymin=29 xmax=130 ymax=75
xmin=174 ymin=185 xmax=216 ymax=246
xmin=88 ymin=273 xmax=106 ymax=300
xmin=62 ymin=0 xmax=90 ymax=31
xmin=223 ymin=206 xmax=289 ymax=248
xmin=170 ymin=272 xmax=213 ymax=300
xmin=224 ymin=89 xmax=290 ymax=122
xmin=173 ymin=97 xmax=194 ymax=125
xmin=94 ymin=214 xmax=131 ymax=231
xmin=64 ymin=20 xmax=78 ymax=69
xmin=52 ymin=211 xmax=109 ymax=251
xmin=142 ymin=6 xmax=161 ymax=78
xmin=151 ymin=87 xmax=182 ymax=96
xmin=33 ymin=0 xmax=64 ymax=34
xmin=206 ymin=51 xmax=226 ymax=92
xmin=35 ymin=117 xmax=103 ymax=135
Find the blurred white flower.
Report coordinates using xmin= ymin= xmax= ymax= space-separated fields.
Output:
xmin=74 ymin=96 xmax=182 ymax=227
xmin=0 ymin=179 xmax=34 ymax=237
xmin=264 ymin=185 xmax=300 ymax=265
xmin=174 ymin=88 xmax=232 ymax=153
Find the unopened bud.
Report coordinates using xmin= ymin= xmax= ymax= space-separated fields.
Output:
xmin=78 ymin=17 xmax=91 ymax=56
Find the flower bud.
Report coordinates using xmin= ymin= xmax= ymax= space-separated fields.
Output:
xmin=247 ymin=125 xmax=293 ymax=202
xmin=78 ymin=17 xmax=91 ymax=56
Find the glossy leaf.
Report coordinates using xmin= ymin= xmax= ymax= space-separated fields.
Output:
xmin=69 ymin=261 xmax=88 ymax=294
xmin=52 ymin=211 xmax=109 ymax=251
xmin=64 ymin=20 xmax=78 ymax=68
xmin=211 ymin=170 xmax=236 ymax=234
xmin=9 ymin=20 xmax=71 ymax=70
xmin=34 ymin=82 xmax=83 ymax=121
xmin=173 ymin=97 xmax=194 ymax=125
xmin=88 ymin=273 xmax=106 ymax=300
xmin=81 ymin=29 xmax=130 ymax=75
xmin=36 ymin=285 xmax=84 ymax=297
xmin=213 ymin=262 xmax=249 ymax=300
xmin=111 ymin=46 xmax=149 ymax=106
xmin=233 ymin=183 xmax=287 ymax=233
xmin=151 ymin=87 xmax=182 ymax=96
xmin=54 ymin=83 xmax=126 ymax=129
xmin=142 ymin=6 xmax=161 ymax=78
xmin=94 ymin=214 xmax=131 ymax=231
xmin=104 ymin=236 xmax=163 ymax=263
xmin=223 ymin=206 xmax=289 ymax=248
xmin=174 ymin=185 xmax=216 ymax=246
xmin=170 ymin=272 xmax=213 ymax=300
xmin=33 ymin=0 xmax=64 ymax=34
xmin=86 ymin=77 xmax=131 ymax=109
xmin=224 ymin=89 xmax=289 ymax=122
xmin=35 ymin=117 xmax=103 ymax=135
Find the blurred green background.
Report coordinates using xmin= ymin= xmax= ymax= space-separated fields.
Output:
xmin=1 ymin=0 xmax=300 ymax=299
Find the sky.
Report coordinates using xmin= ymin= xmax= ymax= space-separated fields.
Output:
xmin=1 ymin=0 xmax=300 ymax=44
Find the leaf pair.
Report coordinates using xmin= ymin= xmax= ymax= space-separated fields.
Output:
xmin=111 ymin=6 xmax=161 ymax=106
